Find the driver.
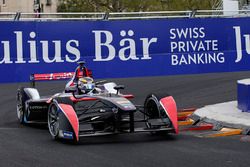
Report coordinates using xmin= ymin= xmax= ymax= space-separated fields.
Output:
xmin=65 ymin=61 xmax=92 ymax=93
xmin=78 ymin=77 xmax=95 ymax=94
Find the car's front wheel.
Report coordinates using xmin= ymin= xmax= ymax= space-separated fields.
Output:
xmin=48 ymin=102 xmax=60 ymax=140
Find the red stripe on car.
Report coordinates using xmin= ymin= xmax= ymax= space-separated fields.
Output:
xmin=70 ymin=96 xmax=97 ymax=102
xmin=122 ymin=94 xmax=134 ymax=99
xmin=58 ymin=104 xmax=79 ymax=141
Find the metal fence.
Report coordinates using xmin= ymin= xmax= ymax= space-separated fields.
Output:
xmin=1 ymin=10 xmax=250 ymax=21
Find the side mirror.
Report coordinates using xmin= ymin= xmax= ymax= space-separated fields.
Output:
xmin=114 ymin=85 xmax=125 ymax=94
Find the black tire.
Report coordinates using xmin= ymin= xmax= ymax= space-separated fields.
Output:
xmin=144 ymin=93 xmax=165 ymax=121
xmin=48 ymin=102 xmax=60 ymax=140
xmin=16 ymin=87 xmax=29 ymax=124
xmin=144 ymin=93 xmax=170 ymax=118
xmin=144 ymin=93 xmax=171 ymax=135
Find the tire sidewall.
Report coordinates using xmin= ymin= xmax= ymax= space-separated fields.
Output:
xmin=16 ymin=87 xmax=28 ymax=124
xmin=144 ymin=94 xmax=161 ymax=119
xmin=48 ymin=101 xmax=59 ymax=140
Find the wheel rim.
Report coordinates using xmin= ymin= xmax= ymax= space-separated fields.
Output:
xmin=16 ymin=91 xmax=23 ymax=121
xmin=48 ymin=104 xmax=59 ymax=137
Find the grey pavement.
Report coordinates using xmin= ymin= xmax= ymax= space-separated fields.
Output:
xmin=194 ymin=101 xmax=250 ymax=131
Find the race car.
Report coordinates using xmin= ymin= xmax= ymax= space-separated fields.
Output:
xmin=16 ymin=62 xmax=178 ymax=143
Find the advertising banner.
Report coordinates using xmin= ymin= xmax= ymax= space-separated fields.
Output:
xmin=0 ymin=18 xmax=250 ymax=82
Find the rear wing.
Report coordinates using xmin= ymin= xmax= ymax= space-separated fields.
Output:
xmin=30 ymin=70 xmax=92 ymax=87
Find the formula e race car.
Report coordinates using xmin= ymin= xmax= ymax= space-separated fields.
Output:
xmin=16 ymin=62 xmax=178 ymax=143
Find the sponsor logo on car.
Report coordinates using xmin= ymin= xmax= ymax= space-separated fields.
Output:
xmin=29 ymin=105 xmax=47 ymax=110
xmin=63 ymin=131 xmax=74 ymax=139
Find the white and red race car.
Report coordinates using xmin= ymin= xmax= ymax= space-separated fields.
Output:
xmin=16 ymin=62 xmax=178 ymax=143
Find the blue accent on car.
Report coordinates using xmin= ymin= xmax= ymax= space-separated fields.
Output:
xmin=63 ymin=131 xmax=74 ymax=139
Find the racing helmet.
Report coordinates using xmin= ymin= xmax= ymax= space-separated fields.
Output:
xmin=78 ymin=77 xmax=95 ymax=94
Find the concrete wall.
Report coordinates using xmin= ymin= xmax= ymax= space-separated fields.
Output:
xmin=223 ymin=0 xmax=239 ymax=15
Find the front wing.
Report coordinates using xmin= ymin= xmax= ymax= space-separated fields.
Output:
xmin=53 ymin=95 xmax=178 ymax=142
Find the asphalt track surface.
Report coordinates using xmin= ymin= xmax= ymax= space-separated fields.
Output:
xmin=1 ymin=72 xmax=250 ymax=167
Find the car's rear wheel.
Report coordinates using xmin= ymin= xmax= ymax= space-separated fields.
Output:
xmin=48 ymin=103 xmax=60 ymax=140
xmin=16 ymin=87 xmax=27 ymax=124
